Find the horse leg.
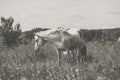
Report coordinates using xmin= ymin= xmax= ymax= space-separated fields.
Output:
xmin=76 ymin=48 xmax=80 ymax=64
xmin=81 ymin=44 xmax=87 ymax=63
xmin=76 ymin=49 xmax=79 ymax=64
xmin=56 ymin=48 xmax=61 ymax=66
xmin=59 ymin=50 xmax=62 ymax=65
xmin=71 ymin=49 xmax=76 ymax=64
xmin=66 ymin=49 xmax=71 ymax=63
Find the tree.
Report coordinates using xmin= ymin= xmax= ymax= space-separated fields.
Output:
xmin=0 ymin=16 xmax=22 ymax=47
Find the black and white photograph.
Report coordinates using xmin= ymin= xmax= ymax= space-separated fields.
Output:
xmin=0 ymin=0 xmax=120 ymax=80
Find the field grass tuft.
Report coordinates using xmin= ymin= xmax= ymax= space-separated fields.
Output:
xmin=0 ymin=42 xmax=120 ymax=80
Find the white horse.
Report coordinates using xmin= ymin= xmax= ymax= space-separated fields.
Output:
xmin=34 ymin=27 xmax=87 ymax=65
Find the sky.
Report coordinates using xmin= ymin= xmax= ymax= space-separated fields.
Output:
xmin=0 ymin=0 xmax=120 ymax=31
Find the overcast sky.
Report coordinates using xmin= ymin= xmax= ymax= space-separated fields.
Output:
xmin=0 ymin=0 xmax=120 ymax=31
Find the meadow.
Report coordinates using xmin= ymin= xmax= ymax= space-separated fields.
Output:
xmin=0 ymin=41 xmax=120 ymax=80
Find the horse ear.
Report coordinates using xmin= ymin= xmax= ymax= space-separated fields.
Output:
xmin=66 ymin=28 xmax=70 ymax=31
xmin=63 ymin=31 xmax=71 ymax=36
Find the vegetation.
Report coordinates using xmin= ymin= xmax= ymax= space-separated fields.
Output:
xmin=22 ymin=28 xmax=49 ymax=45
xmin=79 ymin=28 xmax=120 ymax=42
xmin=0 ymin=17 xmax=120 ymax=80
xmin=0 ymin=17 xmax=22 ymax=47
xmin=0 ymin=16 xmax=49 ymax=46
xmin=0 ymin=41 xmax=120 ymax=80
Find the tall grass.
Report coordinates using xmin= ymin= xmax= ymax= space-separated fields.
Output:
xmin=0 ymin=42 xmax=120 ymax=80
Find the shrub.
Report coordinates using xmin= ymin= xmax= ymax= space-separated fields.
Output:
xmin=0 ymin=17 xmax=22 ymax=47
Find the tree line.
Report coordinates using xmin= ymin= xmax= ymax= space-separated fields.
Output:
xmin=79 ymin=28 xmax=120 ymax=42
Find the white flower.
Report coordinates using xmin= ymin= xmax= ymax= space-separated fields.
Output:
xmin=76 ymin=69 xmax=79 ymax=72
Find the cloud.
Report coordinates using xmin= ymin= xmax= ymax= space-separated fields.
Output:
xmin=108 ymin=9 xmax=120 ymax=15
xmin=69 ymin=14 xmax=86 ymax=23
xmin=47 ymin=8 xmax=60 ymax=11
xmin=71 ymin=15 xmax=86 ymax=20
xmin=17 ymin=13 xmax=46 ymax=19
xmin=18 ymin=13 xmax=29 ymax=18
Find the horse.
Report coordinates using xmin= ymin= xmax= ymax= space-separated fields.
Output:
xmin=34 ymin=27 xmax=87 ymax=65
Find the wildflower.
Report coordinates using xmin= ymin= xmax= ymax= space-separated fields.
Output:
xmin=97 ymin=75 xmax=106 ymax=80
xmin=51 ymin=78 xmax=54 ymax=80
xmin=77 ymin=73 xmax=79 ymax=76
xmin=37 ymin=70 xmax=40 ymax=74
xmin=16 ymin=67 xmax=20 ymax=70
xmin=20 ymin=77 xmax=27 ymax=80
xmin=63 ymin=51 xmax=67 ymax=55
xmin=50 ymin=73 xmax=52 ymax=76
xmin=72 ymin=74 xmax=75 ymax=78
xmin=76 ymin=69 xmax=79 ymax=72
xmin=68 ymin=77 xmax=70 ymax=80
xmin=110 ymin=68 xmax=114 ymax=72
xmin=51 ymin=66 xmax=54 ymax=69
xmin=66 ymin=75 xmax=69 ymax=78
xmin=102 ymin=69 xmax=106 ymax=73
xmin=32 ymin=73 xmax=34 ymax=76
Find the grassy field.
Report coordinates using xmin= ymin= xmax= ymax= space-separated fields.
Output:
xmin=0 ymin=41 xmax=120 ymax=80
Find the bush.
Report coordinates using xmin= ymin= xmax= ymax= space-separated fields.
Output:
xmin=0 ymin=17 xmax=22 ymax=47
xmin=21 ymin=28 xmax=49 ymax=45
